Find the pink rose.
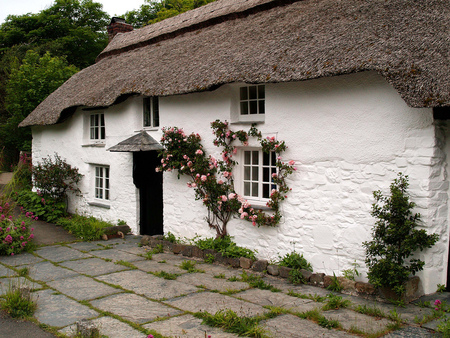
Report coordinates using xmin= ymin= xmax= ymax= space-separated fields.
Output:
xmin=195 ymin=149 xmax=203 ymax=155
xmin=228 ymin=193 xmax=236 ymax=199
xmin=201 ymin=175 xmax=207 ymax=182
xmin=218 ymin=180 xmax=224 ymax=184
xmin=221 ymin=195 xmax=227 ymax=202
xmin=288 ymin=160 xmax=295 ymax=166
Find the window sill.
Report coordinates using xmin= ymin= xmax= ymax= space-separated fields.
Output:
xmin=142 ymin=127 xmax=159 ymax=131
xmin=82 ymin=143 xmax=106 ymax=148
xmin=88 ymin=201 xmax=110 ymax=209
xmin=244 ymin=200 xmax=272 ymax=211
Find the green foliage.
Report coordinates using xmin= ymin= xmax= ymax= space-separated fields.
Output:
xmin=0 ymin=282 xmax=37 ymax=318
xmin=322 ymin=294 xmax=351 ymax=310
xmin=194 ymin=236 xmax=257 ymax=260
xmin=179 ymin=260 xmax=203 ymax=273
xmin=3 ymin=153 xmax=32 ymax=196
xmin=196 ymin=309 xmax=269 ymax=338
xmin=326 ymin=273 xmax=343 ymax=292
xmin=205 ymin=253 xmax=215 ymax=263
xmin=355 ymin=305 xmax=386 ymax=318
xmin=438 ymin=317 xmax=450 ymax=337
xmin=1 ymin=51 xmax=78 ymax=153
xmin=163 ymin=231 xmax=177 ymax=243
xmin=152 ymin=244 xmax=164 ymax=254
xmin=363 ymin=173 xmax=439 ymax=296
xmin=277 ymin=251 xmax=312 ymax=271
xmin=237 ymin=271 xmax=280 ymax=292
xmin=0 ymin=207 xmax=35 ymax=256
xmin=318 ymin=316 xmax=340 ymax=329
xmin=16 ymin=190 xmax=66 ymax=223
xmin=56 ymin=214 xmax=113 ymax=241
xmin=114 ymin=260 xmax=137 ymax=269
xmin=437 ymin=284 xmax=447 ymax=293
xmin=342 ymin=261 xmax=360 ymax=281
xmin=288 ymin=268 xmax=305 ymax=285
xmin=153 ymin=271 xmax=179 ymax=280
xmin=123 ymin=0 xmax=216 ymax=27
xmin=32 ymin=153 xmax=83 ymax=201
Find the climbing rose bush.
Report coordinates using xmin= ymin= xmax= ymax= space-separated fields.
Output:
xmin=0 ymin=203 xmax=36 ymax=256
xmin=157 ymin=120 xmax=296 ymax=237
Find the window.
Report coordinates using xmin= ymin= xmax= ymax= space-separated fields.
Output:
xmin=95 ymin=166 xmax=110 ymax=200
xmin=90 ymin=113 xmax=105 ymax=140
xmin=242 ymin=149 xmax=277 ymax=200
xmin=240 ymin=85 xmax=265 ymax=116
xmin=143 ymin=97 xmax=159 ymax=128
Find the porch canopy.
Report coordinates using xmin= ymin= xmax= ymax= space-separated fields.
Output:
xmin=108 ymin=131 xmax=163 ymax=152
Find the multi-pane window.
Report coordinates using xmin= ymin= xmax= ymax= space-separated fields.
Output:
xmin=240 ymin=85 xmax=265 ymax=115
xmin=243 ymin=150 xmax=277 ymax=200
xmin=90 ymin=113 xmax=105 ymax=140
xmin=95 ymin=166 xmax=110 ymax=200
xmin=143 ymin=97 xmax=159 ymax=128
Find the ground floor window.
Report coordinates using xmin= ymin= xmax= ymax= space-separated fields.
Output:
xmin=242 ymin=149 xmax=277 ymax=200
xmin=95 ymin=165 xmax=110 ymax=200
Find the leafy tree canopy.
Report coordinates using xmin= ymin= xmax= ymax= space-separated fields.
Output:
xmin=1 ymin=50 xmax=78 ymax=152
xmin=123 ymin=0 xmax=216 ymax=27
xmin=0 ymin=0 xmax=109 ymax=68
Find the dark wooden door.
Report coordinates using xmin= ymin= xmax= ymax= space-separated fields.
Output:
xmin=133 ymin=151 xmax=163 ymax=235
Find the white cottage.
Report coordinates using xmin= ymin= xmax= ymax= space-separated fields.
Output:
xmin=20 ymin=0 xmax=450 ymax=294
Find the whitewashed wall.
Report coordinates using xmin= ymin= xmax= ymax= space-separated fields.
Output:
xmin=31 ymin=71 xmax=448 ymax=294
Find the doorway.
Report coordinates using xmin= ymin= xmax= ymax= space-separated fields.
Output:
xmin=133 ymin=151 xmax=163 ymax=236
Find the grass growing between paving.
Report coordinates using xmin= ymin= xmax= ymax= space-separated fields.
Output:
xmin=0 ymin=279 xmax=37 ymax=318
xmin=228 ymin=270 xmax=280 ymax=292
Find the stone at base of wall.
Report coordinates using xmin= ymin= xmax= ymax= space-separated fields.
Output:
xmin=141 ymin=236 xmax=424 ymax=303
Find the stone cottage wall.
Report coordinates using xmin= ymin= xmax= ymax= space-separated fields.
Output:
xmin=31 ymin=71 xmax=447 ymax=294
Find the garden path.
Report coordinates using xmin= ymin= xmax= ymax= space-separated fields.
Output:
xmin=0 ymin=235 xmax=444 ymax=337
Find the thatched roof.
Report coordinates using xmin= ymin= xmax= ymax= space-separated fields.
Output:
xmin=21 ymin=0 xmax=450 ymax=127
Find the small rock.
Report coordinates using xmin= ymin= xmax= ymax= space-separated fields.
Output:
xmin=181 ymin=245 xmax=194 ymax=257
xmin=76 ymin=319 xmax=99 ymax=337
xmin=252 ymin=259 xmax=268 ymax=272
xmin=227 ymin=257 xmax=240 ymax=268
xmin=214 ymin=252 xmax=227 ymax=264
xmin=300 ymin=269 xmax=313 ymax=282
xmin=278 ymin=266 xmax=292 ymax=278
xmin=161 ymin=240 xmax=174 ymax=251
xmin=337 ymin=277 xmax=356 ymax=291
xmin=239 ymin=257 xmax=253 ymax=269
xmin=355 ymin=282 xmax=376 ymax=295
xmin=267 ymin=265 xmax=279 ymax=276
xmin=310 ymin=273 xmax=325 ymax=285
xmin=323 ymin=275 xmax=333 ymax=288
xmin=172 ymin=243 xmax=184 ymax=254
xmin=192 ymin=246 xmax=204 ymax=259
xmin=152 ymin=235 xmax=164 ymax=240
xmin=140 ymin=235 xmax=151 ymax=246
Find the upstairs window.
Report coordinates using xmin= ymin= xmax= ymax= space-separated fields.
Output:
xmin=143 ymin=97 xmax=159 ymax=128
xmin=95 ymin=165 xmax=110 ymax=200
xmin=90 ymin=113 xmax=105 ymax=140
xmin=242 ymin=149 xmax=277 ymax=200
xmin=240 ymin=85 xmax=265 ymax=116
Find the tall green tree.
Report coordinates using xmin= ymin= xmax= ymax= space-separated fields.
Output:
xmin=1 ymin=50 xmax=78 ymax=154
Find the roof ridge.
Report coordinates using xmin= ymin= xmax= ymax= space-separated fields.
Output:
xmin=96 ymin=0 xmax=301 ymax=62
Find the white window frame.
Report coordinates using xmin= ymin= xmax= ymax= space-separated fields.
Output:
xmin=94 ymin=165 xmax=110 ymax=201
xmin=90 ymin=113 xmax=105 ymax=141
xmin=230 ymin=84 xmax=266 ymax=123
xmin=239 ymin=149 xmax=277 ymax=204
xmin=143 ymin=96 xmax=159 ymax=129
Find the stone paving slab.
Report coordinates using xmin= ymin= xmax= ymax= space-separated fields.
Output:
xmin=91 ymin=293 xmax=182 ymax=324
xmin=384 ymin=325 xmax=440 ymax=337
xmin=59 ymin=257 xmax=130 ymax=276
xmin=96 ymin=270 xmax=199 ymax=300
xmin=48 ymin=275 xmax=122 ymax=301
xmin=422 ymin=312 xmax=450 ymax=331
xmin=151 ymin=252 xmax=194 ymax=263
xmin=35 ymin=245 xmax=92 ymax=262
xmin=23 ymin=261 xmax=79 ymax=282
xmin=164 ymin=291 xmax=268 ymax=317
xmin=0 ymin=264 xmax=16 ymax=277
xmin=261 ymin=313 xmax=350 ymax=337
xmin=90 ymin=249 xmax=145 ymax=262
xmin=66 ymin=241 xmax=106 ymax=251
xmin=0 ymin=277 xmax=41 ymax=295
xmin=237 ymin=288 xmax=321 ymax=313
xmin=34 ymin=289 xmax=98 ymax=327
xmin=198 ymin=263 xmax=244 ymax=279
xmin=0 ymin=252 xmax=43 ymax=266
xmin=143 ymin=314 xmax=239 ymax=338
xmin=115 ymin=244 xmax=147 ymax=256
xmin=177 ymin=272 xmax=249 ymax=292
xmin=60 ymin=316 xmax=147 ymax=338
xmin=322 ymin=308 xmax=394 ymax=335
xmin=133 ymin=259 xmax=186 ymax=274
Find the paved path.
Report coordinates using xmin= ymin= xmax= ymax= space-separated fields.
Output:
xmin=0 ymin=237 xmax=444 ymax=337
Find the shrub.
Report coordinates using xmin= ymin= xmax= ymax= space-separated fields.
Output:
xmin=0 ymin=207 xmax=36 ymax=256
xmin=56 ymin=214 xmax=113 ymax=241
xmin=277 ymin=251 xmax=312 ymax=271
xmin=3 ymin=153 xmax=32 ymax=198
xmin=194 ymin=236 xmax=257 ymax=260
xmin=16 ymin=190 xmax=66 ymax=223
xmin=363 ymin=173 xmax=439 ymax=296
xmin=32 ymin=153 xmax=83 ymax=201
